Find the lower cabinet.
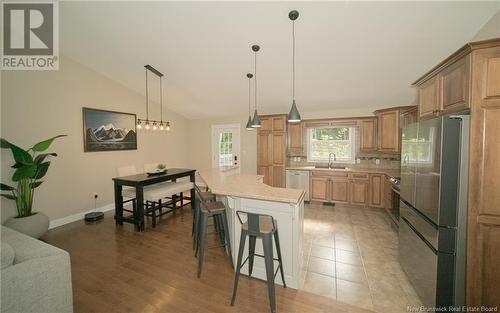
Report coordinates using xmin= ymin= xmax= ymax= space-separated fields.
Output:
xmin=309 ymin=171 xmax=392 ymax=208
xmin=310 ymin=177 xmax=329 ymax=201
xmin=330 ymin=179 xmax=349 ymax=203
xmin=349 ymin=179 xmax=369 ymax=206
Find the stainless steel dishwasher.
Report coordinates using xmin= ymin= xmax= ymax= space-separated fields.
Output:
xmin=286 ymin=170 xmax=309 ymax=201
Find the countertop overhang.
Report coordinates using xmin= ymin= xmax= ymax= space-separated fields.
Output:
xmin=198 ymin=166 xmax=305 ymax=204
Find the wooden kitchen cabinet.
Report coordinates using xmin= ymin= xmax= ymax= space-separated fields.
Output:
xmin=359 ymin=118 xmax=378 ymax=152
xmin=440 ymin=56 xmax=471 ymax=114
xmin=310 ymin=177 xmax=329 ymax=202
xmin=349 ymin=179 xmax=369 ymax=206
xmin=417 ymin=76 xmax=440 ymax=119
xmin=400 ymin=107 xmax=418 ymax=128
xmin=288 ymin=122 xmax=304 ymax=156
xmin=369 ymin=174 xmax=384 ymax=208
xmin=272 ymin=133 xmax=285 ymax=165
xmin=330 ymin=179 xmax=349 ymax=203
xmin=376 ymin=109 xmax=400 ymax=154
xmin=257 ymin=114 xmax=287 ymax=187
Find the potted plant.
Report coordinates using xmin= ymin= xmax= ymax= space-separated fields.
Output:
xmin=0 ymin=135 xmax=66 ymax=238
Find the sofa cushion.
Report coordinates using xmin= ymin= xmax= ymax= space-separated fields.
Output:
xmin=1 ymin=242 xmax=15 ymax=269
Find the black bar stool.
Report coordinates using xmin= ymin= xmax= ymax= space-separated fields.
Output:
xmin=193 ymin=193 xmax=233 ymax=278
xmin=192 ymin=185 xmax=217 ymax=250
xmin=231 ymin=211 xmax=286 ymax=313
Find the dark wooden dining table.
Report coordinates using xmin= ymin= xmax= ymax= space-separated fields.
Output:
xmin=112 ymin=168 xmax=196 ymax=231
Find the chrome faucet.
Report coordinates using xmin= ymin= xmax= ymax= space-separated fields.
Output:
xmin=328 ymin=153 xmax=337 ymax=169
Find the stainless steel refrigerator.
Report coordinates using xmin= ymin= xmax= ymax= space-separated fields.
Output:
xmin=399 ymin=114 xmax=469 ymax=308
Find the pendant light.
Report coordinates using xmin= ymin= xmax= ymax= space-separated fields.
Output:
xmin=245 ymin=73 xmax=254 ymax=130
xmin=287 ymin=10 xmax=302 ymax=123
xmin=251 ymin=45 xmax=261 ymax=128
xmin=137 ymin=65 xmax=171 ymax=132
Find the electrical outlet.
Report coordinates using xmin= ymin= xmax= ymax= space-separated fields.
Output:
xmin=375 ymin=158 xmax=380 ymax=165
xmin=93 ymin=192 xmax=98 ymax=199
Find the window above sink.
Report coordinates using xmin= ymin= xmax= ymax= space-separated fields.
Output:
xmin=307 ymin=127 xmax=356 ymax=164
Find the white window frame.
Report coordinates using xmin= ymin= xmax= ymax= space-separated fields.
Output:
xmin=306 ymin=127 xmax=356 ymax=164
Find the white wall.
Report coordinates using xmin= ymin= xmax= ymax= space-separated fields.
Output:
xmin=472 ymin=9 xmax=500 ymax=41
xmin=1 ymin=56 xmax=190 ymax=223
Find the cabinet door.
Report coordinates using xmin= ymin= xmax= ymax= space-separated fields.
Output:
xmin=378 ymin=109 xmax=400 ymax=154
xmin=400 ymin=108 xmax=418 ymax=128
xmin=330 ymin=179 xmax=349 ymax=203
xmin=272 ymin=116 xmax=286 ymax=132
xmin=350 ymin=180 xmax=369 ymax=206
xmin=258 ymin=166 xmax=273 ymax=186
xmin=369 ymin=174 xmax=384 ymax=208
xmin=272 ymin=166 xmax=285 ymax=188
xmin=359 ymin=118 xmax=378 ymax=152
xmin=260 ymin=117 xmax=272 ymax=132
xmin=310 ymin=177 xmax=329 ymax=202
xmin=257 ymin=133 xmax=272 ymax=166
xmin=288 ymin=122 xmax=304 ymax=155
xmin=272 ymin=133 xmax=285 ymax=165
xmin=440 ymin=56 xmax=470 ymax=114
xmin=418 ymin=76 xmax=440 ymax=119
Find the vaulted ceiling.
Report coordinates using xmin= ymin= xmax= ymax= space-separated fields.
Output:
xmin=60 ymin=1 xmax=499 ymax=119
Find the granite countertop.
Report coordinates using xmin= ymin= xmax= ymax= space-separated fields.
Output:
xmin=285 ymin=166 xmax=400 ymax=179
xmin=198 ymin=167 xmax=305 ymax=204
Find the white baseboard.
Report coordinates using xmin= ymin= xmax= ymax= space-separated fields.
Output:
xmin=49 ymin=203 xmax=115 ymax=229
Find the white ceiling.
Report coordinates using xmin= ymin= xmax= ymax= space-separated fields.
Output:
xmin=60 ymin=1 xmax=499 ymax=119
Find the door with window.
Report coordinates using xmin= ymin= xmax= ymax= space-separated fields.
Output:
xmin=212 ymin=124 xmax=240 ymax=169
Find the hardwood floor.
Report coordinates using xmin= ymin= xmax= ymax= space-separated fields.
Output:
xmin=44 ymin=206 xmax=373 ymax=313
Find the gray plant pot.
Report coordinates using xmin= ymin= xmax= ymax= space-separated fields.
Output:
xmin=4 ymin=212 xmax=50 ymax=238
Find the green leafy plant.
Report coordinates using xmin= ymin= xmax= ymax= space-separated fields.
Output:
xmin=0 ymin=135 xmax=66 ymax=218
xmin=157 ymin=163 xmax=166 ymax=170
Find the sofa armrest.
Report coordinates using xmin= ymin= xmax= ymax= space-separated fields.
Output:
xmin=1 ymin=254 xmax=73 ymax=313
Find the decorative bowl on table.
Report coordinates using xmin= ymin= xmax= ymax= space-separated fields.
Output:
xmin=147 ymin=168 xmax=167 ymax=176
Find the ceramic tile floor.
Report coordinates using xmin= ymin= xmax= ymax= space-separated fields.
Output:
xmin=299 ymin=203 xmax=424 ymax=313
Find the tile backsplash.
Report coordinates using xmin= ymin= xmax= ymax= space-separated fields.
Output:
xmin=288 ymin=154 xmax=401 ymax=170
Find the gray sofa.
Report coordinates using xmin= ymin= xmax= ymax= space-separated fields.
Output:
xmin=1 ymin=225 xmax=73 ymax=313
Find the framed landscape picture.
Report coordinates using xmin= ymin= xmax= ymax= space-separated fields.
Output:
xmin=82 ymin=108 xmax=137 ymax=152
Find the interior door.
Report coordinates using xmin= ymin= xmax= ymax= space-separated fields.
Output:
xmin=212 ymin=124 xmax=240 ymax=169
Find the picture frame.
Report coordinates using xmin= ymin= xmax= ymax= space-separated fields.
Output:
xmin=82 ymin=107 xmax=137 ymax=152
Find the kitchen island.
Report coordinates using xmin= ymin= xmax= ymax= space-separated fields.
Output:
xmin=198 ymin=166 xmax=305 ymax=289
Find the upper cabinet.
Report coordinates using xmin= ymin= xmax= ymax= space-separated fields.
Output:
xmin=400 ymin=106 xmax=418 ymax=128
xmin=259 ymin=115 xmax=286 ymax=132
xmin=375 ymin=108 xmax=400 ymax=154
xmin=358 ymin=118 xmax=378 ymax=152
xmin=414 ymin=54 xmax=471 ymax=120
xmin=288 ymin=122 xmax=304 ymax=156
xmin=418 ymin=76 xmax=441 ymax=119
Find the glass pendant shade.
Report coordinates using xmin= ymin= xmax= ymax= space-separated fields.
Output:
xmin=251 ymin=109 xmax=261 ymax=128
xmin=246 ymin=116 xmax=254 ymax=130
xmin=288 ymin=100 xmax=301 ymax=122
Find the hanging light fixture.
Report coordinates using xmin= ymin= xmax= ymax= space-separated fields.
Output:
xmin=137 ymin=65 xmax=171 ymax=132
xmin=251 ymin=45 xmax=261 ymax=128
xmin=287 ymin=10 xmax=302 ymax=123
xmin=245 ymin=73 xmax=254 ymax=130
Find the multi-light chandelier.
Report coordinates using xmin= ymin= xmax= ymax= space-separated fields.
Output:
xmin=137 ymin=65 xmax=171 ymax=131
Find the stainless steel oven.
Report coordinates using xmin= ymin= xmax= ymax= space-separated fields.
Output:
xmin=389 ymin=176 xmax=400 ymax=225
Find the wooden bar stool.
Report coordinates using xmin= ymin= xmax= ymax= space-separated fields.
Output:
xmin=231 ymin=211 xmax=286 ymax=313
xmin=193 ymin=194 xmax=233 ymax=278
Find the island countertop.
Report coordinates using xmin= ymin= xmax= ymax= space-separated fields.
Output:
xmin=198 ymin=167 xmax=305 ymax=204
